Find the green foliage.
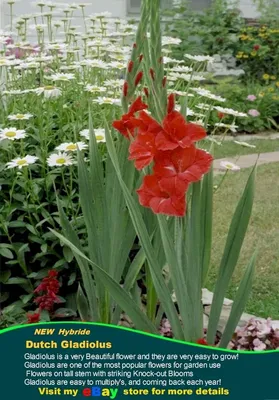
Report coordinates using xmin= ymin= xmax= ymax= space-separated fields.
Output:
xmin=163 ymin=0 xmax=244 ymax=58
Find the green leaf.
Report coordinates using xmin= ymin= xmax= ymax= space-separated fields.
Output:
xmin=6 ymin=277 xmax=29 ymax=285
xmin=56 ymin=200 xmax=99 ymax=322
xmin=50 ymin=229 xmax=157 ymax=334
xmin=219 ymin=251 xmax=257 ymax=348
xmin=207 ymin=166 xmax=256 ymax=345
xmin=54 ymin=308 xmax=77 ymax=318
xmin=20 ymin=293 xmax=33 ymax=304
xmin=76 ymin=283 xmax=91 ymax=322
xmin=0 ymin=248 xmax=14 ymax=259
xmin=0 ymin=270 xmax=11 ymax=283
xmin=200 ymin=166 xmax=213 ymax=285
xmin=105 ymin=122 xmax=184 ymax=339
xmin=63 ymin=246 xmax=74 ymax=263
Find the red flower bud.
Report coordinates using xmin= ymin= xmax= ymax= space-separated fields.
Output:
xmin=133 ymin=43 xmax=137 ymax=48
xmin=167 ymin=93 xmax=175 ymax=114
xmin=144 ymin=87 xmax=149 ymax=97
xmin=123 ymin=81 xmax=128 ymax=97
xmin=162 ymin=76 xmax=167 ymax=88
xmin=139 ymin=54 xmax=143 ymax=62
xmin=218 ymin=111 xmax=225 ymax=119
xmin=135 ymin=71 xmax=143 ymax=87
xmin=253 ymin=44 xmax=260 ymax=51
xmin=196 ymin=338 xmax=208 ymax=346
xmin=150 ymin=68 xmax=155 ymax=81
xmin=128 ymin=60 xmax=134 ymax=73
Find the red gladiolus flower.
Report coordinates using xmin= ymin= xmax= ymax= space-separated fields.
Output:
xmin=27 ymin=312 xmax=40 ymax=324
xmin=137 ymin=174 xmax=187 ymax=217
xmin=196 ymin=338 xmax=208 ymax=346
xmin=128 ymin=60 xmax=134 ymax=73
xmin=144 ymin=87 xmax=149 ymax=97
xmin=167 ymin=93 xmax=175 ymax=114
xmin=128 ymin=131 xmax=157 ymax=170
xmin=153 ymin=146 xmax=213 ymax=189
xmin=139 ymin=54 xmax=143 ymax=62
xmin=135 ymin=71 xmax=143 ymax=87
xmin=123 ymin=81 xmax=128 ymax=97
xmin=112 ymin=97 xmax=148 ymax=139
xmin=253 ymin=44 xmax=260 ymax=51
xmin=129 ymin=96 xmax=148 ymax=114
xmin=155 ymin=111 xmax=206 ymax=151
xmin=150 ymin=68 xmax=155 ymax=81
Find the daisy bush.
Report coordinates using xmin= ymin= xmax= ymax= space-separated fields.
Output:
xmin=0 ymin=0 xmax=269 ymax=349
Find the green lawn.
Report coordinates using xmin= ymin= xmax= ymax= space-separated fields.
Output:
xmin=201 ymin=138 xmax=279 ymax=159
xmin=206 ymin=163 xmax=279 ymax=320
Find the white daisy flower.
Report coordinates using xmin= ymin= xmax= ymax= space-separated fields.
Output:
xmin=50 ymin=73 xmax=75 ymax=81
xmin=167 ymin=65 xmax=193 ymax=73
xmin=6 ymin=155 xmax=38 ymax=169
xmin=55 ymin=142 xmax=88 ymax=152
xmin=190 ymin=88 xmax=226 ymax=102
xmin=47 ymin=42 xmax=68 ymax=51
xmin=80 ymin=129 xmax=90 ymax=140
xmin=34 ymin=86 xmax=62 ymax=98
xmin=47 ymin=152 xmax=73 ymax=167
xmin=8 ymin=113 xmax=33 ymax=120
xmin=103 ymin=79 xmax=125 ymax=88
xmin=162 ymin=36 xmax=181 ymax=46
xmin=163 ymin=56 xmax=184 ymax=64
xmin=93 ymin=97 xmax=121 ymax=105
xmin=214 ymin=106 xmax=247 ymax=118
xmin=109 ymin=61 xmax=126 ymax=70
xmin=0 ymin=127 xmax=26 ymax=141
xmin=80 ymin=59 xmax=108 ymax=69
xmin=80 ymin=128 xmax=106 ymax=142
xmin=94 ymin=128 xmax=106 ymax=142
xmin=184 ymin=54 xmax=214 ymax=62
xmin=234 ymin=141 xmax=256 ymax=148
xmin=85 ymin=84 xmax=106 ymax=93
xmin=220 ymin=161 xmax=241 ymax=171
xmin=214 ymin=122 xmax=239 ymax=133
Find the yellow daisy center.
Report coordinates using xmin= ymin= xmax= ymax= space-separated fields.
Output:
xmin=103 ymin=98 xmax=112 ymax=103
xmin=96 ymin=135 xmax=104 ymax=141
xmin=5 ymin=131 xmax=16 ymax=137
xmin=56 ymin=158 xmax=66 ymax=164
xmin=66 ymin=144 xmax=77 ymax=150
xmin=17 ymin=159 xmax=27 ymax=166
xmin=44 ymin=86 xmax=55 ymax=90
xmin=225 ymin=164 xmax=233 ymax=169
xmin=16 ymin=114 xmax=25 ymax=119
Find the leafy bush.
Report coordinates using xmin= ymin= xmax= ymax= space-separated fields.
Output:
xmin=235 ymin=25 xmax=279 ymax=79
xmin=163 ymin=0 xmax=244 ymax=58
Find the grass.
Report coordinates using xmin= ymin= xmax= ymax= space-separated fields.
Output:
xmin=201 ymin=138 xmax=279 ymax=159
xmin=206 ymin=163 xmax=279 ymax=320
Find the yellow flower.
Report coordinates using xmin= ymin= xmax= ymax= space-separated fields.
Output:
xmin=250 ymin=51 xmax=257 ymax=56
xmin=259 ymin=92 xmax=265 ymax=97
xmin=243 ymin=54 xmax=249 ymax=58
xmin=272 ymin=95 xmax=279 ymax=101
xmin=268 ymin=87 xmax=274 ymax=92
xmin=262 ymin=74 xmax=270 ymax=80
xmin=276 ymin=81 xmax=279 ymax=88
xmin=236 ymin=54 xmax=243 ymax=59
xmin=270 ymin=75 xmax=276 ymax=80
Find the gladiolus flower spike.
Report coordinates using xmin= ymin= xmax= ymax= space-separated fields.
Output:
xmin=113 ymin=95 xmax=213 ymax=217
